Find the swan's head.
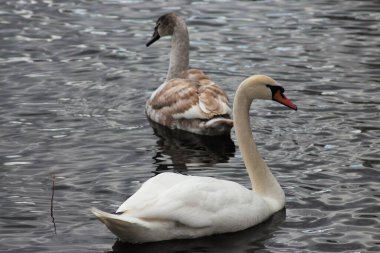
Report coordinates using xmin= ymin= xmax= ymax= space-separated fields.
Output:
xmin=240 ymin=75 xmax=297 ymax=110
xmin=146 ymin=13 xmax=185 ymax=47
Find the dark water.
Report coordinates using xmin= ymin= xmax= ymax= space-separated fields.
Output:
xmin=1 ymin=0 xmax=379 ymax=252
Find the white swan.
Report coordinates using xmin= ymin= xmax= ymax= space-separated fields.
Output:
xmin=145 ymin=13 xmax=233 ymax=136
xmin=92 ymin=75 xmax=297 ymax=243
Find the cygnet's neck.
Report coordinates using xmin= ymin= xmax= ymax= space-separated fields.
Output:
xmin=166 ymin=19 xmax=189 ymax=81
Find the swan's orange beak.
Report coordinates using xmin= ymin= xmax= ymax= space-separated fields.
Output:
xmin=273 ymin=90 xmax=297 ymax=111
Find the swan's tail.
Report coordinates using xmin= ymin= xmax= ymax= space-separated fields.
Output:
xmin=204 ymin=117 xmax=233 ymax=135
xmin=91 ymin=207 xmax=149 ymax=243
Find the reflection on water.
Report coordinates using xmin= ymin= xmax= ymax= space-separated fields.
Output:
xmin=150 ymin=119 xmax=235 ymax=173
xmin=1 ymin=0 xmax=380 ymax=252
xmin=110 ymin=209 xmax=286 ymax=253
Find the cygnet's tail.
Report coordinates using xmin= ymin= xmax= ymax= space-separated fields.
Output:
xmin=204 ymin=117 xmax=233 ymax=136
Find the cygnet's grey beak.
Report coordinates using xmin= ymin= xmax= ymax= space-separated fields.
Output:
xmin=146 ymin=28 xmax=160 ymax=47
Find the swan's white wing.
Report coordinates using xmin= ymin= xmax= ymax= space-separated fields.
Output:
xmin=116 ymin=172 xmax=270 ymax=229
xmin=116 ymin=172 xmax=186 ymax=213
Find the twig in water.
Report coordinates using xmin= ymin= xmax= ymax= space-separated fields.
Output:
xmin=51 ymin=174 xmax=57 ymax=234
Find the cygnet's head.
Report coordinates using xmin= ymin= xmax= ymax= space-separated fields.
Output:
xmin=146 ymin=13 xmax=185 ymax=47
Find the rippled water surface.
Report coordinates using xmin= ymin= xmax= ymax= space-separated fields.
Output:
xmin=1 ymin=0 xmax=380 ymax=252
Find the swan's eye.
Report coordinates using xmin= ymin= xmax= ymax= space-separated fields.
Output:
xmin=266 ymin=85 xmax=285 ymax=98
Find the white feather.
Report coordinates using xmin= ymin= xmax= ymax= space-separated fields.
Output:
xmin=172 ymin=105 xmax=204 ymax=120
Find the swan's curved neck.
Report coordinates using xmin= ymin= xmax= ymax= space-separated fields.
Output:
xmin=166 ymin=21 xmax=189 ymax=81
xmin=233 ymin=81 xmax=284 ymax=204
